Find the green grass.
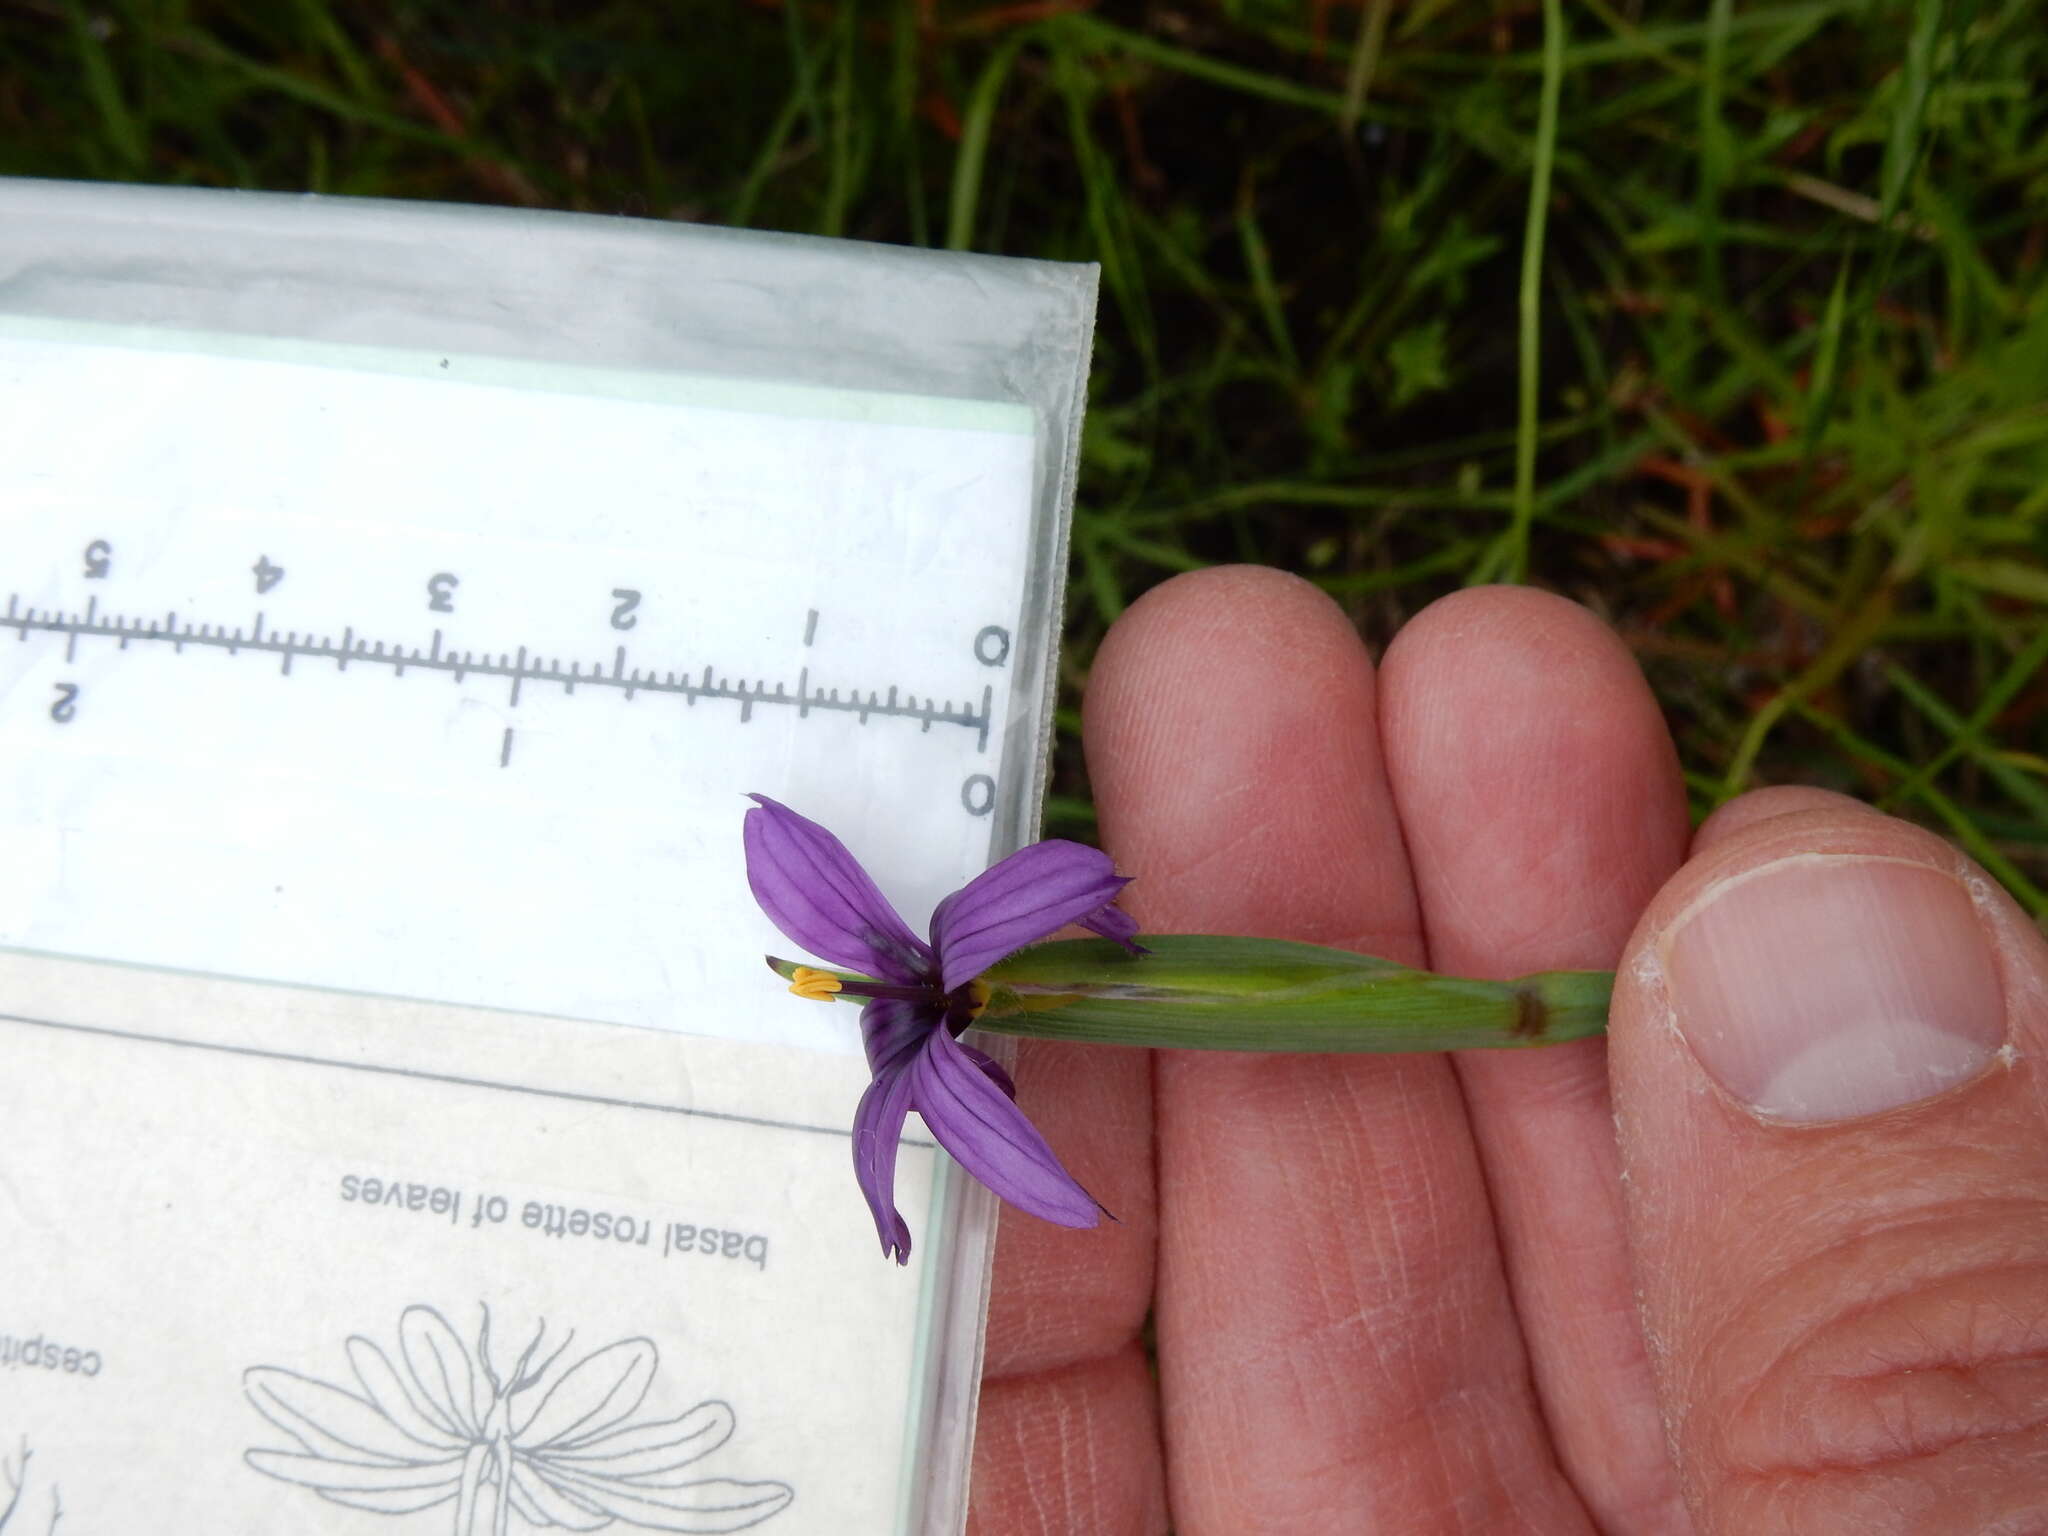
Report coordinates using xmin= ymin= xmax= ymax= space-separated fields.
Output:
xmin=4 ymin=0 xmax=2043 ymax=913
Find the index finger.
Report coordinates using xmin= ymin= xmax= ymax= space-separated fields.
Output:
xmin=1086 ymin=567 xmax=1584 ymax=1533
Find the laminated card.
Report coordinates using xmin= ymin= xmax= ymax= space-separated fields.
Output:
xmin=0 ymin=180 xmax=1096 ymax=1535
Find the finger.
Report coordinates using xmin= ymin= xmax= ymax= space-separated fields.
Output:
xmin=972 ymin=1011 xmax=1160 ymax=1525
xmin=1378 ymin=586 xmax=1693 ymax=1531
xmin=979 ymin=1041 xmax=1155 ymax=1377
xmin=969 ymin=1346 xmax=1167 ymax=1536
xmin=1692 ymin=783 xmax=1881 ymax=845
xmin=1086 ymin=566 xmax=1588 ymax=1533
xmin=1612 ymin=801 xmax=2048 ymax=1533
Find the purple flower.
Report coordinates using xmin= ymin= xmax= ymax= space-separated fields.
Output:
xmin=743 ymin=794 xmax=1143 ymax=1263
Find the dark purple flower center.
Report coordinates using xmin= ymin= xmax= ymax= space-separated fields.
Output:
xmin=830 ymin=972 xmax=989 ymax=1034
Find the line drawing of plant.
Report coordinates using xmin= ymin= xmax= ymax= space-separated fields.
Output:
xmin=0 ymin=1436 xmax=61 ymax=1535
xmin=243 ymin=1304 xmax=794 ymax=1535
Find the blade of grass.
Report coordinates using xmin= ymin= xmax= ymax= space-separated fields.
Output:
xmin=1794 ymin=700 xmax=2048 ymax=918
xmin=287 ymin=0 xmax=378 ymax=103
xmin=729 ymin=22 xmax=838 ymax=226
xmin=63 ymin=0 xmax=146 ymax=173
xmin=1503 ymin=0 xmax=1567 ymax=586
xmin=1058 ymin=14 xmax=1360 ymax=120
xmin=817 ymin=0 xmax=860 ymax=238
xmin=1235 ymin=190 xmax=1299 ymax=377
xmin=1881 ymin=0 xmax=1945 ymax=225
xmin=1881 ymin=636 xmax=2048 ymax=822
xmin=1720 ymin=588 xmax=1897 ymax=797
xmin=169 ymin=27 xmax=508 ymax=164
xmin=1799 ymin=249 xmax=1855 ymax=468
xmin=1050 ymin=27 xmax=1157 ymax=382
xmin=947 ymin=31 xmax=1031 ymax=251
xmin=1696 ymin=0 xmax=1734 ymax=305
xmin=1338 ymin=0 xmax=1395 ymax=137
xmin=1867 ymin=0 xmax=1948 ymax=303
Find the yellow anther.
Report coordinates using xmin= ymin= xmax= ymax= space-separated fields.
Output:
xmin=789 ymin=967 xmax=844 ymax=1002
xmin=963 ymin=979 xmax=992 ymax=1021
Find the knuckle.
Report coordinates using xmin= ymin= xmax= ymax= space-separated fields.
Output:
xmin=1699 ymin=1200 xmax=2048 ymax=1533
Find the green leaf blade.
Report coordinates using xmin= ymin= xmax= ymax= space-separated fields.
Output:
xmin=979 ymin=936 xmax=1612 ymax=1052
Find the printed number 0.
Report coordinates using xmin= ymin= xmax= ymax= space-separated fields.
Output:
xmin=973 ymin=626 xmax=1011 ymax=667
xmin=961 ymin=774 xmax=995 ymax=817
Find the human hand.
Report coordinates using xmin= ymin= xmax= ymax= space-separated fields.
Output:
xmin=969 ymin=568 xmax=2048 ymax=1534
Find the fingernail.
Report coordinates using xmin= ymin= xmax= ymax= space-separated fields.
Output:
xmin=1664 ymin=855 xmax=2006 ymax=1124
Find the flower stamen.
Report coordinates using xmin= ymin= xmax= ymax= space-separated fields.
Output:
xmin=788 ymin=966 xmax=844 ymax=1002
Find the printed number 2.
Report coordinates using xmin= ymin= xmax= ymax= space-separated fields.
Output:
xmin=428 ymin=573 xmax=459 ymax=613
xmin=51 ymin=683 xmax=79 ymax=723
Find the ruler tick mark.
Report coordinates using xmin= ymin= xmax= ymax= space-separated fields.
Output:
xmin=0 ymin=591 xmax=994 ymax=746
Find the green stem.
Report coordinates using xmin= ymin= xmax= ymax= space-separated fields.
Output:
xmin=1504 ymin=0 xmax=1567 ymax=585
xmin=769 ymin=937 xmax=1612 ymax=1053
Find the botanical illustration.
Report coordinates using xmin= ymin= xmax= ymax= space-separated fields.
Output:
xmin=244 ymin=1304 xmax=793 ymax=1534
xmin=0 ymin=1436 xmax=60 ymax=1534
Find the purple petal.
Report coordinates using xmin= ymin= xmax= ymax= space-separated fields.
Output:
xmin=929 ymin=839 xmax=1134 ymax=993
xmin=952 ymin=1042 xmax=1016 ymax=1100
xmin=860 ymin=997 xmax=937 ymax=1079
xmin=744 ymin=795 xmax=934 ymax=984
xmin=852 ymin=1056 xmax=920 ymax=1264
xmin=909 ymin=1029 xmax=1100 ymax=1228
xmin=1079 ymin=903 xmax=1147 ymax=954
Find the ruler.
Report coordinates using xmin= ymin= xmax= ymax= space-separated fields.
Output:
xmin=0 ymin=184 xmax=1093 ymax=1536
xmin=2 ymin=579 xmax=996 ymax=761
xmin=0 ymin=320 xmax=1035 ymax=1048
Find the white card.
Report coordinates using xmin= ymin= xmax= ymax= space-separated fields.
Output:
xmin=0 ymin=293 xmax=1077 ymax=1533
xmin=0 ymin=318 xmax=1034 ymax=1049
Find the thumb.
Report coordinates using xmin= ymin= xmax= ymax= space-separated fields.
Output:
xmin=1610 ymin=789 xmax=2048 ymax=1534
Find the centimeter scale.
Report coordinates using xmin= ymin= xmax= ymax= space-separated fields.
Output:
xmin=2 ymin=586 xmax=1004 ymax=768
